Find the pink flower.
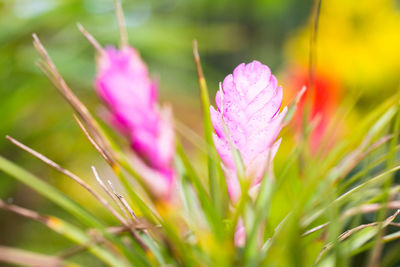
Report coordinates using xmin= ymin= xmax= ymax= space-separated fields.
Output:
xmin=210 ymin=60 xmax=287 ymax=203
xmin=95 ymin=46 xmax=175 ymax=198
xmin=234 ymin=218 xmax=246 ymax=247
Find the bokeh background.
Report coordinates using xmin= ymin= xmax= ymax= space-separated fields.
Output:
xmin=0 ymin=0 xmax=399 ymax=265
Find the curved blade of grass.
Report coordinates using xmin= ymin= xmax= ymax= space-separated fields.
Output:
xmin=6 ymin=135 xmax=130 ymax=228
xmin=243 ymin=150 xmax=275 ymax=264
xmin=282 ymin=86 xmax=307 ymax=126
xmin=301 ymin=106 xmax=398 ymax=226
xmin=176 ymin=141 xmax=225 ymax=239
xmin=367 ymin=96 xmax=400 ymax=267
xmin=316 ymin=210 xmax=400 ymax=263
xmin=193 ymin=40 xmax=227 ymax=218
xmin=339 ymin=145 xmax=400 ymax=194
xmin=113 ymin=166 xmax=160 ymax=222
xmin=0 ymin=155 xmax=99 ymax=227
xmin=73 ymin=114 xmax=158 ymax=224
xmin=0 ymin=246 xmax=80 ymax=267
xmin=302 ymin=163 xmax=400 ymax=228
xmin=114 ymin=0 xmax=128 ymax=48
xmin=48 ymin=219 xmax=133 ymax=267
xmin=309 ymin=96 xmax=398 ymax=184
xmin=0 ymin=200 xmax=128 ymax=266
xmin=308 ymin=134 xmax=395 ymax=213
xmin=352 ymin=229 xmax=400 ymax=257
xmin=0 ymin=156 xmax=145 ymax=265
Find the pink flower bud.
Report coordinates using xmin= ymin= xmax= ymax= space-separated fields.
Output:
xmin=210 ymin=61 xmax=287 ymax=203
xmin=95 ymin=46 xmax=175 ymax=198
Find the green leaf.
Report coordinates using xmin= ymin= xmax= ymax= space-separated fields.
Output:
xmin=0 ymin=155 xmax=98 ymax=227
xmin=0 ymin=155 xmax=147 ymax=265
xmin=193 ymin=41 xmax=227 ymax=221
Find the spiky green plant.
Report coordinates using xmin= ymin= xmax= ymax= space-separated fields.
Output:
xmin=1 ymin=2 xmax=400 ymax=267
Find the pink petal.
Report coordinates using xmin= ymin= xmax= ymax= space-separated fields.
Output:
xmin=245 ymin=75 xmax=279 ymax=117
xmin=210 ymin=106 xmax=224 ymax=138
xmin=213 ymin=133 xmax=235 ymax=168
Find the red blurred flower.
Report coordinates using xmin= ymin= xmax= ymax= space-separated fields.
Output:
xmin=287 ymin=66 xmax=342 ymax=152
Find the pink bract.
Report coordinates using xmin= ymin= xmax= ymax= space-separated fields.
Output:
xmin=95 ymin=46 xmax=175 ymax=198
xmin=210 ymin=60 xmax=287 ymax=203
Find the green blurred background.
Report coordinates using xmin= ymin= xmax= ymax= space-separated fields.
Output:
xmin=0 ymin=0 xmax=399 ymax=265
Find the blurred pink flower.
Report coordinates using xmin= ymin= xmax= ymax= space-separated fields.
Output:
xmin=95 ymin=46 xmax=175 ymax=198
xmin=234 ymin=218 xmax=246 ymax=247
xmin=210 ymin=60 xmax=287 ymax=203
